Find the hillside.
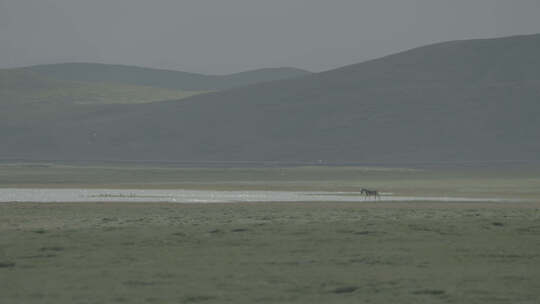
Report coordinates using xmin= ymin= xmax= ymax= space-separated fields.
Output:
xmin=0 ymin=69 xmax=207 ymax=106
xmin=25 ymin=63 xmax=312 ymax=91
xmin=1 ymin=63 xmax=310 ymax=105
xmin=0 ymin=69 xmax=66 ymax=91
xmin=2 ymin=34 xmax=540 ymax=163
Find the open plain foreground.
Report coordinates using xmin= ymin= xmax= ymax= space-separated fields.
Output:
xmin=1 ymin=164 xmax=540 ymax=303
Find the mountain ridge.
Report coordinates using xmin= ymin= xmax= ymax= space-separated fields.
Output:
xmin=23 ymin=63 xmax=312 ymax=91
xmin=1 ymin=63 xmax=312 ymax=105
xmin=2 ymin=33 xmax=540 ymax=163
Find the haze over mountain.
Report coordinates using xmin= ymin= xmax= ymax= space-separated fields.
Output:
xmin=3 ymin=1 xmax=540 ymax=74
xmin=2 ymin=34 xmax=540 ymax=164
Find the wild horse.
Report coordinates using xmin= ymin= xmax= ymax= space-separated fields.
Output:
xmin=360 ymin=188 xmax=380 ymax=199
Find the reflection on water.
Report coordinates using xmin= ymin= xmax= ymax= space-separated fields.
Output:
xmin=0 ymin=188 xmax=513 ymax=203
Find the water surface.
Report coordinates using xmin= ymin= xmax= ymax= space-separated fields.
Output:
xmin=0 ymin=188 xmax=513 ymax=203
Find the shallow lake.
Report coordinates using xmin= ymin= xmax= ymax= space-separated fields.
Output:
xmin=0 ymin=188 xmax=513 ymax=203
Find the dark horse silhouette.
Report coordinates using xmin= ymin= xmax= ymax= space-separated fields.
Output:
xmin=360 ymin=188 xmax=380 ymax=199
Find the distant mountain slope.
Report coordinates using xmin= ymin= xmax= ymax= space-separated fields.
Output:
xmin=25 ymin=63 xmax=312 ymax=91
xmin=3 ymin=34 xmax=540 ymax=163
xmin=316 ymin=33 xmax=540 ymax=88
xmin=0 ymin=69 xmax=207 ymax=105
xmin=2 ymin=63 xmax=311 ymax=105
xmin=0 ymin=69 xmax=66 ymax=91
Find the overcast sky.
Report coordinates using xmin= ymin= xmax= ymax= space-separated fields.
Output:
xmin=1 ymin=0 xmax=539 ymax=74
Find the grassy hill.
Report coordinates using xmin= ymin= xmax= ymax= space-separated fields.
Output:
xmin=1 ymin=64 xmax=311 ymax=106
xmin=0 ymin=68 xmax=207 ymax=106
xmin=1 ymin=81 xmax=205 ymax=105
xmin=2 ymin=34 xmax=540 ymax=163
xmin=0 ymin=69 xmax=66 ymax=91
xmin=25 ymin=63 xmax=312 ymax=91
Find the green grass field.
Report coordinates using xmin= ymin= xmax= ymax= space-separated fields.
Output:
xmin=2 ymin=202 xmax=540 ymax=303
xmin=1 ymin=164 xmax=540 ymax=303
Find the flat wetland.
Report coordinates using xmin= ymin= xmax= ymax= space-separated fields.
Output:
xmin=1 ymin=163 xmax=540 ymax=303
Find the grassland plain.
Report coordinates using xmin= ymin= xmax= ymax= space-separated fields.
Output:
xmin=1 ymin=202 xmax=540 ymax=304
xmin=1 ymin=164 xmax=540 ymax=303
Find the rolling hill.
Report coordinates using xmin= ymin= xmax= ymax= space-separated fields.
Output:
xmin=0 ymin=70 xmax=206 ymax=106
xmin=25 ymin=63 xmax=312 ymax=91
xmin=0 ymin=69 xmax=66 ymax=91
xmin=2 ymin=34 xmax=540 ymax=163
xmin=1 ymin=64 xmax=311 ymax=105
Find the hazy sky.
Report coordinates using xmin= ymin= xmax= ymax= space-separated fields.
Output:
xmin=1 ymin=0 xmax=540 ymax=74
